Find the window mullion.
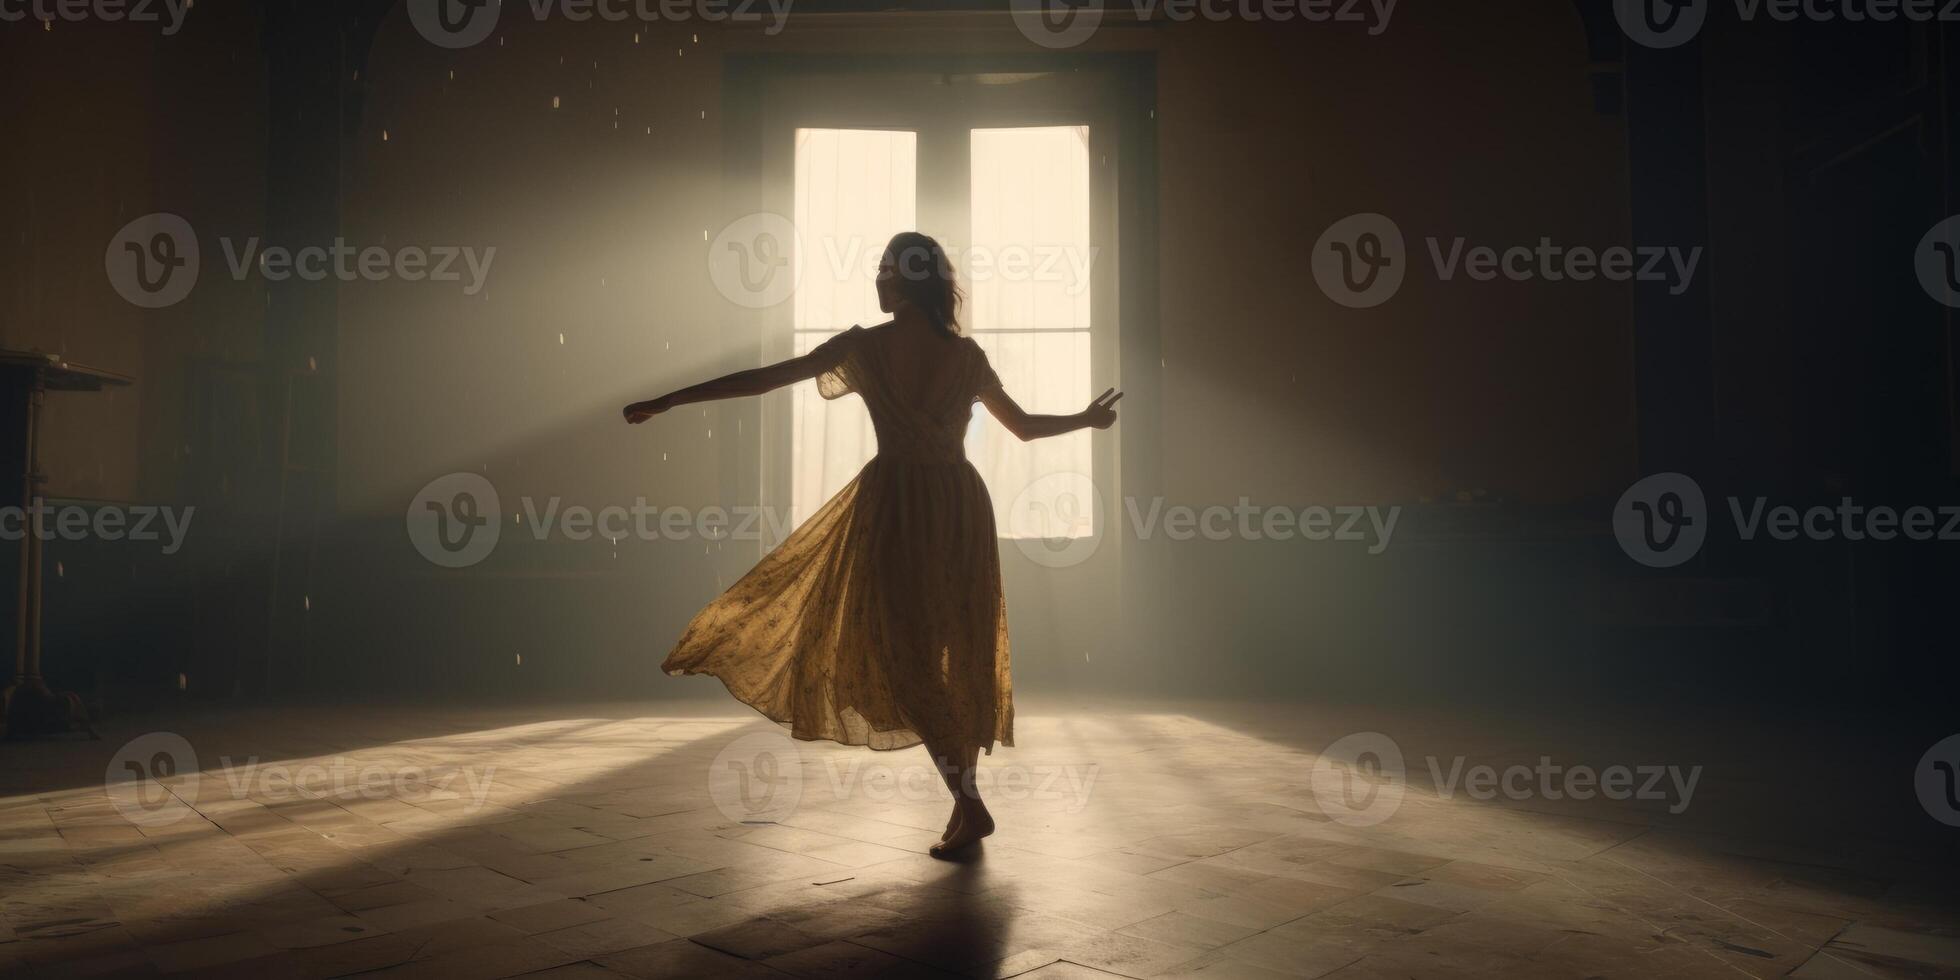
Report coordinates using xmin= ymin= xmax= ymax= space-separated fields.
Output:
xmin=917 ymin=118 xmax=971 ymax=270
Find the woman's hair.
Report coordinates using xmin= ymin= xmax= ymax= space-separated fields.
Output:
xmin=884 ymin=232 xmax=962 ymax=338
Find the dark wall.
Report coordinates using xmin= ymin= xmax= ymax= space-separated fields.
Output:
xmin=2 ymin=2 xmax=268 ymax=698
xmin=309 ymin=3 xmax=1641 ymax=701
xmin=12 ymin=3 xmax=1957 ymax=713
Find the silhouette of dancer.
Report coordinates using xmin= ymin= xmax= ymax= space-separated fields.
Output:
xmin=625 ymin=232 xmax=1121 ymax=856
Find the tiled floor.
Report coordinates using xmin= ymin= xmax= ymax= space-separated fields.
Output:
xmin=0 ymin=699 xmax=1955 ymax=978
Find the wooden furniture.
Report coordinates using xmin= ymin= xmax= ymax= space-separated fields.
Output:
xmin=0 ymin=350 xmax=132 ymax=738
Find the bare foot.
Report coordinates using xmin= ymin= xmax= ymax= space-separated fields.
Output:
xmin=929 ymin=805 xmax=994 ymax=858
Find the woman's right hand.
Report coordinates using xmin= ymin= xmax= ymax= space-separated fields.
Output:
xmin=1082 ymin=388 xmax=1124 ymax=430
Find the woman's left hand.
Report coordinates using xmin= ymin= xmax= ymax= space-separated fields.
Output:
xmin=1083 ymin=388 xmax=1124 ymax=430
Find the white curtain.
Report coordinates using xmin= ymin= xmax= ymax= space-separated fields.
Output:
xmin=791 ymin=128 xmax=917 ymax=529
xmin=966 ymin=126 xmax=1094 ymax=539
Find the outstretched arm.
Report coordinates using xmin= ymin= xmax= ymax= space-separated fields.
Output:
xmin=978 ymin=386 xmax=1123 ymax=441
xmin=624 ymin=349 xmax=834 ymax=424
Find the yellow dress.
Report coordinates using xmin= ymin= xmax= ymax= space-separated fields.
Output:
xmin=662 ymin=325 xmax=1014 ymax=752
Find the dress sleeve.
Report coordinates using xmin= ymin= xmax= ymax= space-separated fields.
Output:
xmin=970 ymin=339 xmax=1004 ymax=399
xmin=811 ymin=325 xmax=863 ymax=400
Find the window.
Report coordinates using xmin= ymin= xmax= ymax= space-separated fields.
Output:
xmin=789 ymin=128 xmax=917 ymax=529
xmin=788 ymin=125 xmax=1097 ymax=539
xmin=964 ymin=126 xmax=1094 ymax=538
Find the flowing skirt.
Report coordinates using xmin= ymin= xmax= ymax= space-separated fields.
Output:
xmin=662 ymin=456 xmax=1013 ymax=752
